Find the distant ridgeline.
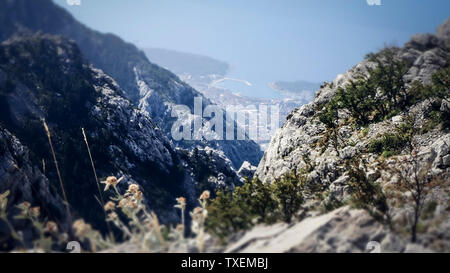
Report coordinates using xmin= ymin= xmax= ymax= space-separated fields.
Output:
xmin=143 ymin=48 xmax=230 ymax=78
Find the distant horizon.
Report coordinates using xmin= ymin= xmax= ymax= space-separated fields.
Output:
xmin=53 ymin=0 xmax=450 ymax=98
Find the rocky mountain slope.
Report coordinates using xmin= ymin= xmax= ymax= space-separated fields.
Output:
xmin=0 ymin=34 xmax=244 ymax=250
xmin=0 ymin=0 xmax=262 ymax=169
xmin=228 ymin=18 xmax=450 ymax=252
xmin=0 ymin=126 xmax=68 ymax=249
xmin=256 ymin=20 xmax=450 ymax=183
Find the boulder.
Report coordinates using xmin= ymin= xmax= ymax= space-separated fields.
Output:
xmin=237 ymin=161 xmax=257 ymax=179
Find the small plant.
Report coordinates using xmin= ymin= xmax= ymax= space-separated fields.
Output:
xmin=270 ymin=173 xmax=305 ymax=223
xmin=102 ymin=180 xmax=171 ymax=252
xmin=82 ymin=128 xmax=113 ymax=238
xmin=361 ymin=127 xmax=369 ymax=138
xmin=421 ymin=201 xmax=438 ymax=220
xmin=206 ymin=178 xmax=276 ymax=241
xmin=318 ymin=99 xmax=342 ymax=154
xmin=367 ymin=117 xmax=415 ymax=157
xmin=1 ymin=176 xmax=214 ymax=252
xmin=387 ymin=145 xmax=439 ymax=243
xmin=366 ymin=47 xmax=409 ymax=111
xmin=0 ymin=191 xmax=70 ymax=252
xmin=345 ymin=158 xmax=390 ymax=224
xmin=0 ymin=191 xmax=26 ymax=248
xmin=321 ymin=191 xmax=344 ymax=213
xmin=205 ymin=190 xmax=252 ymax=242
xmin=191 ymin=191 xmax=210 ymax=252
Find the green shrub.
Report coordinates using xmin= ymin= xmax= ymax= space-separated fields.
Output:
xmin=361 ymin=127 xmax=369 ymax=137
xmin=420 ymin=110 xmax=442 ymax=134
xmin=367 ymin=118 xmax=414 ymax=157
xmin=321 ymin=191 xmax=344 ymax=213
xmin=421 ymin=201 xmax=438 ymax=220
xmin=429 ymin=67 xmax=450 ymax=101
xmin=368 ymin=133 xmax=405 ymax=156
xmin=270 ymin=173 xmax=305 ymax=223
xmin=235 ymin=178 xmax=278 ymax=223
xmin=429 ymin=67 xmax=450 ymax=130
xmin=318 ymin=99 xmax=342 ymax=154
xmin=328 ymin=47 xmax=409 ymax=126
xmin=403 ymin=67 xmax=450 ymax=131
xmin=206 ymin=174 xmax=305 ymax=241
xmin=205 ymin=190 xmax=253 ymax=241
xmin=345 ymin=158 xmax=390 ymax=223
xmin=335 ymin=79 xmax=378 ymax=125
xmin=317 ymin=47 xmax=445 ymax=129
xmin=381 ymin=150 xmax=396 ymax=158
xmin=366 ymin=47 xmax=409 ymax=110
xmin=318 ymin=99 xmax=339 ymax=129
xmin=205 ymin=178 xmax=277 ymax=241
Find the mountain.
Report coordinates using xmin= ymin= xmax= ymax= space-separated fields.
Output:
xmin=0 ymin=0 xmax=262 ymax=169
xmin=0 ymin=33 xmax=181 ymax=231
xmin=0 ymin=34 xmax=246 ymax=250
xmin=216 ymin=18 xmax=450 ymax=252
xmin=256 ymin=24 xmax=450 ymax=184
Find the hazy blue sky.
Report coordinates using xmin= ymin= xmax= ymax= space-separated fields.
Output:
xmin=54 ymin=0 xmax=449 ymax=98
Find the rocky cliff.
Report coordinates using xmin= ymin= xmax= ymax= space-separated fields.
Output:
xmin=0 ymin=127 xmax=68 ymax=249
xmin=256 ymin=24 xmax=450 ymax=183
xmin=0 ymin=34 xmax=243 ymax=247
xmin=234 ymin=18 xmax=450 ymax=252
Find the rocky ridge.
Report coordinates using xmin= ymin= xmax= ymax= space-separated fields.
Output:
xmin=0 ymin=34 xmax=244 ymax=246
xmin=256 ymin=20 xmax=450 ymax=183
xmin=236 ymin=18 xmax=450 ymax=253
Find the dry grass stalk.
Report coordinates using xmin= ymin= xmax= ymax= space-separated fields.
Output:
xmin=81 ymin=127 xmax=114 ymax=239
xmin=42 ymin=119 xmax=72 ymax=224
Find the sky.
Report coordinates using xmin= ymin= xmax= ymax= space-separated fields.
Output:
xmin=54 ymin=0 xmax=450 ymax=98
